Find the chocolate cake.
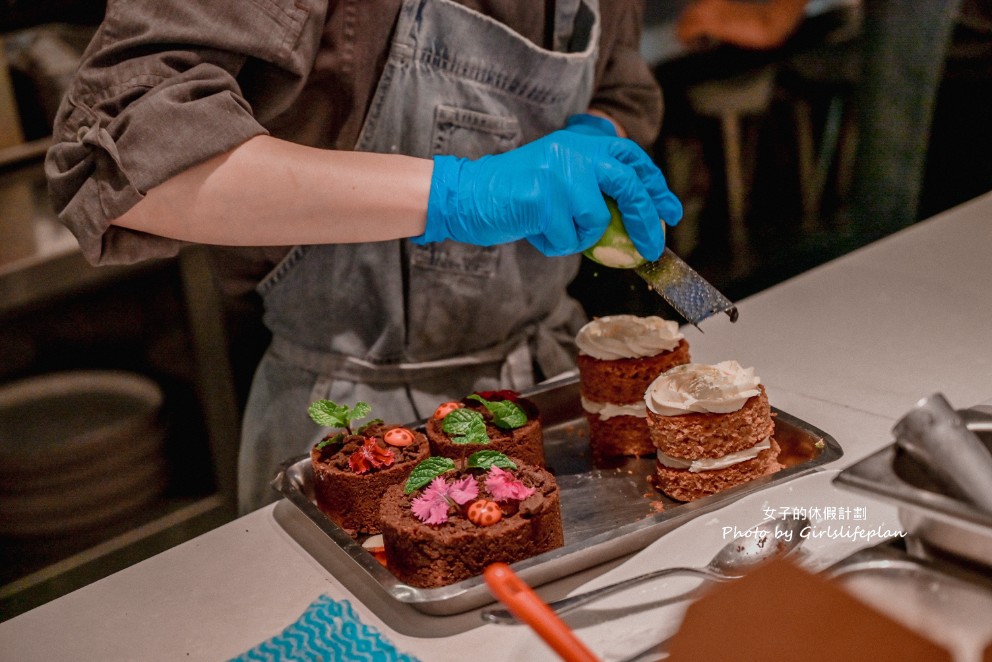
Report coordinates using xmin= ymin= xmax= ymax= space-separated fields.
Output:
xmin=308 ymin=400 xmax=429 ymax=534
xmin=425 ymin=391 xmax=545 ymax=467
xmin=378 ymin=452 xmax=563 ymax=588
xmin=644 ymin=361 xmax=782 ymax=501
xmin=576 ymin=315 xmax=690 ymax=462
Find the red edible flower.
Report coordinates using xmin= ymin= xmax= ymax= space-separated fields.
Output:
xmin=348 ymin=437 xmax=395 ymax=474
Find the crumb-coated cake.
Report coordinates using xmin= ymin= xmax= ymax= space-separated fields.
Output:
xmin=576 ymin=315 xmax=691 ymax=462
xmin=644 ymin=361 xmax=781 ymax=501
xmin=425 ymin=390 xmax=545 ymax=467
xmin=308 ymin=400 xmax=429 ymax=534
xmin=378 ymin=451 xmax=563 ymax=588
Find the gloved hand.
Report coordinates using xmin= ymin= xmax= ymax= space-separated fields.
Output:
xmin=415 ymin=130 xmax=682 ymax=259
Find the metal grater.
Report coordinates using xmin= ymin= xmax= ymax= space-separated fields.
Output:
xmin=634 ymin=248 xmax=738 ymax=329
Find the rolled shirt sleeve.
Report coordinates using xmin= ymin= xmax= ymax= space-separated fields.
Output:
xmin=591 ymin=0 xmax=663 ymax=149
xmin=45 ymin=0 xmax=326 ymax=265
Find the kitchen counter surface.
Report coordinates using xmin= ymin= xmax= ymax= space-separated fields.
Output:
xmin=2 ymin=192 xmax=990 ymax=660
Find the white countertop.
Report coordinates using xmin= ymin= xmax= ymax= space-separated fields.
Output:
xmin=3 ymin=192 xmax=991 ymax=661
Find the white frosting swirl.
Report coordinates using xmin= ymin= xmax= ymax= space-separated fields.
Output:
xmin=657 ymin=437 xmax=771 ymax=472
xmin=576 ymin=315 xmax=683 ymax=361
xmin=581 ymin=396 xmax=647 ymax=420
xmin=645 ymin=360 xmax=760 ymax=416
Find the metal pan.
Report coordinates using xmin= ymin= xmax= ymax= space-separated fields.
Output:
xmin=833 ymin=406 xmax=992 ymax=570
xmin=272 ymin=373 xmax=843 ymax=615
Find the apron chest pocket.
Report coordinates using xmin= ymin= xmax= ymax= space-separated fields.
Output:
xmin=431 ymin=105 xmax=521 ymax=159
xmin=408 ymin=241 xmax=499 ymax=278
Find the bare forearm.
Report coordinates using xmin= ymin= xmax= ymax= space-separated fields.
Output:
xmin=677 ymin=0 xmax=808 ymax=50
xmin=112 ymin=135 xmax=433 ymax=246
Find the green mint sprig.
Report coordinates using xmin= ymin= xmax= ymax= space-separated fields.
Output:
xmin=307 ymin=400 xmax=371 ymax=434
xmin=405 ymin=457 xmax=456 ymax=493
xmin=442 ymin=408 xmax=490 ymax=445
xmin=467 ymin=450 xmax=517 ymax=470
xmin=466 ymin=394 xmax=527 ymax=430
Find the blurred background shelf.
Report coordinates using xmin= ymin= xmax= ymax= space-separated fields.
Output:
xmin=0 ymin=144 xmax=241 ymax=620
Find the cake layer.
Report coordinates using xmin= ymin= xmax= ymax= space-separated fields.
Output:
xmin=647 ymin=386 xmax=774 ymax=459
xmin=581 ymin=397 xmax=647 ymax=420
xmin=656 ymin=437 xmax=772 ymax=471
xmin=578 ymin=339 xmax=691 ymax=404
xmin=654 ymin=437 xmax=783 ymax=502
xmin=584 ymin=412 xmax=655 ymax=460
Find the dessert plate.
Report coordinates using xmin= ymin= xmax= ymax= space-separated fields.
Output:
xmin=272 ymin=372 xmax=843 ymax=615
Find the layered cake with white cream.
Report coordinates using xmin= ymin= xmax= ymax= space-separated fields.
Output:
xmin=644 ymin=361 xmax=781 ymax=501
xmin=576 ymin=315 xmax=691 ymax=462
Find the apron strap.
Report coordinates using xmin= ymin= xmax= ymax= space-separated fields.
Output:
xmin=269 ymin=294 xmax=583 ymax=387
xmin=270 ymin=333 xmax=530 ymax=385
xmin=551 ymin=0 xmax=582 ymax=52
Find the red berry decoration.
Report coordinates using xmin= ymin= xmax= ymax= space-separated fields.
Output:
xmin=467 ymin=499 xmax=503 ymax=527
xmin=433 ymin=401 xmax=463 ymax=420
xmin=383 ymin=427 xmax=415 ymax=447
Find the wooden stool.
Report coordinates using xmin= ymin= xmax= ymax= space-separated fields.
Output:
xmin=0 ymin=37 xmax=25 ymax=149
xmin=778 ymin=20 xmax=863 ymax=233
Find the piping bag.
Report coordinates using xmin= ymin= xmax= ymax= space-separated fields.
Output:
xmin=484 ymin=563 xmax=599 ymax=662
xmin=584 ymin=197 xmax=738 ymax=329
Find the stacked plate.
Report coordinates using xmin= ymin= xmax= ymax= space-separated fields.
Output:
xmin=0 ymin=371 xmax=169 ymax=538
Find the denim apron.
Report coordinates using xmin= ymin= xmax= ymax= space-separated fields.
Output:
xmin=240 ymin=0 xmax=600 ymax=512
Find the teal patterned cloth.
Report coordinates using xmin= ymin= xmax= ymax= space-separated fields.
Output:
xmin=231 ymin=596 xmax=420 ymax=662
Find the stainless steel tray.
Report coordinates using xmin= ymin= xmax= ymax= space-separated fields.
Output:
xmin=833 ymin=406 xmax=992 ymax=569
xmin=272 ymin=373 xmax=843 ymax=615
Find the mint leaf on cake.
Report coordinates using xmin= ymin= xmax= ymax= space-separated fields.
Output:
xmin=467 ymin=394 xmax=527 ymax=430
xmin=442 ymin=408 xmax=490 ymax=445
xmin=307 ymin=399 xmax=371 ymax=433
xmin=467 ymin=450 xmax=517 ymax=470
xmin=405 ymin=457 xmax=457 ymax=493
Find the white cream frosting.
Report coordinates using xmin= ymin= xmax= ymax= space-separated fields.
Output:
xmin=576 ymin=315 xmax=683 ymax=361
xmin=581 ymin=396 xmax=647 ymax=420
xmin=657 ymin=437 xmax=771 ymax=472
xmin=645 ymin=360 xmax=760 ymax=416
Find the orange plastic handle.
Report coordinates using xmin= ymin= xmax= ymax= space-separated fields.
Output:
xmin=483 ymin=563 xmax=599 ymax=662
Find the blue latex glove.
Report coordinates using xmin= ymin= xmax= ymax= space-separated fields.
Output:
xmin=415 ymin=130 xmax=682 ymax=259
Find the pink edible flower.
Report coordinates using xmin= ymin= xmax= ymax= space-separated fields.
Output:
xmin=448 ymin=475 xmax=479 ymax=505
xmin=411 ymin=477 xmax=452 ymax=525
xmin=485 ymin=466 xmax=535 ymax=501
xmin=410 ymin=475 xmax=478 ymax=525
